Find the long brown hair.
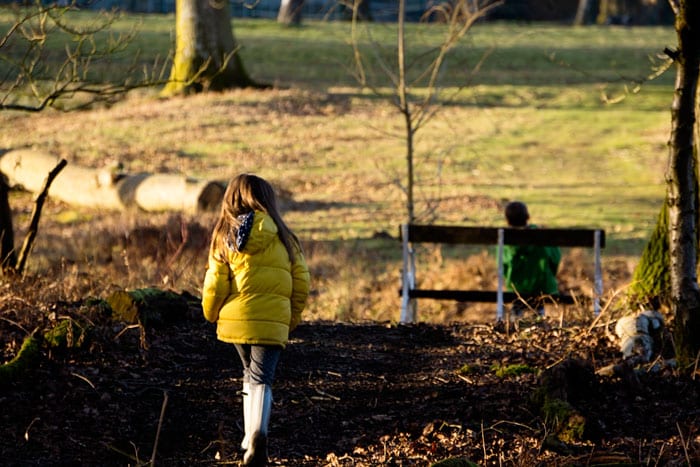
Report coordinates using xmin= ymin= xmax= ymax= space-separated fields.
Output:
xmin=210 ymin=173 xmax=300 ymax=263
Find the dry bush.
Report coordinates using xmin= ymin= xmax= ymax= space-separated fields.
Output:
xmin=302 ymin=239 xmax=401 ymax=323
xmin=5 ymin=186 xmax=637 ymax=327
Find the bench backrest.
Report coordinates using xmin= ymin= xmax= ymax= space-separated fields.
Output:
xmin=405 ymin=224 xmax=606 ymax=248
xmin=400 ymin=223 xmax=605 ymax=323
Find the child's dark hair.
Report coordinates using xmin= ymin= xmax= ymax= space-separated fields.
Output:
xmin=505 ymin=201 xmax=530 ymax=227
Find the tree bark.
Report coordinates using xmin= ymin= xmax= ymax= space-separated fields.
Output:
xmin=161 ymin=0 xmax=257 ymax=96
xmin=573 ymin=0 xmax=591 ymax=25
xmin=277 ymin=0 xmax=304 ymax=25
xmin=668 ymin=0 xmax=700 ymax=368
xmin=0 ymin=173 xmax=17 ymax=272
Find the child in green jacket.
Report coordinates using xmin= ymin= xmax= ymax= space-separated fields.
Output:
xmin=503 ymin=201 xmax=561 ymax=317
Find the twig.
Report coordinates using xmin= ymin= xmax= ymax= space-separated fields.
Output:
xmin=586 ymin=284 xmax=629 ymax=333
xmin=15 ymin=158 xmax=67 ymax=275
xmin=71 ymin=372 xmax=96 ymax=390
xmin=654 ymin=441 xmax=666 ymax=467
xmin=101 ymin=441 xmax=139 ymax=463
xmin=456 ymin=374 xmax=473 ymax=384
xmin=24 ymin=417 xmax=40 ymax=441
xmin=314 ymin=388 xmax=341 ymax=401
xmin=480 ymin=421 xmax=486 ymax=461
xmin=149 ymin=390 xmax=169 ymax=466
xmin=676 ymin=422 xmax=691 ymax=466
xmin=114 ymin=324 xmax=141 ymax=341
xmin=486 ymin=419 xmax=538 ymax=433
xmin=0 ymin=316 xmax=29 ymax=334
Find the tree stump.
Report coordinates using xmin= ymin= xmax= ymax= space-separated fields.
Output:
xmin=105 ymin=288 xmax=189 ymax=326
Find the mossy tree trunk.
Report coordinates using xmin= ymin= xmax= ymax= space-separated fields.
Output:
xmin=629 ymin=201 xmax=670 ymax=310
xmin=161 ymin=0 xmax=256 ymax=96
xmin=667 ymin=0 xmax=700 ymax=369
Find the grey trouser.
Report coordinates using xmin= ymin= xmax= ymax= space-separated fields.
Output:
xmin=234 ymin=344 xmax=282 ymax=386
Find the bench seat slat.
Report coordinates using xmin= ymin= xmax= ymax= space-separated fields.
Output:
xmin=407 ymin=289 xmax=576 ymax=305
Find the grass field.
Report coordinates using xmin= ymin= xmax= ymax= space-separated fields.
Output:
xmin=0 ymin=12 xmax=679 ymax=322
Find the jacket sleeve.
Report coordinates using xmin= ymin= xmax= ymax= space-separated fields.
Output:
xmin=547 ymin=246 xmax=562 ymax=275
xmin=289 ymin=250 xmax=311 ymax=332
xmin=201 ymin=256 xmax=231 ymax=323
xmin=502 ymin=245 xmax=515 ymax=289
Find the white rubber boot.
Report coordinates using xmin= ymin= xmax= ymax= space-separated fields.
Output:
xmin=240 ymin=382 xmax=251 ymax=451
xmin=242 ymin=384 xmax=272 ymax=466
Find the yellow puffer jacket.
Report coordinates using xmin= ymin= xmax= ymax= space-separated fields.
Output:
xmin=201 ymin=211 xmax=310 ymax=347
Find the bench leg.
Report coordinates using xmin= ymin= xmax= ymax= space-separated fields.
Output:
xmin=400 ymin=224 xmax=417 ymax=323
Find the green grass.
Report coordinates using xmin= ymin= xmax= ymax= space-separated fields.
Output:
xmin=2 ymin=10 xmax=674 ymax=89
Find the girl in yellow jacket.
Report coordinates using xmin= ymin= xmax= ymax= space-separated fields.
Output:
xmin=202 ymin=173 xmax=310 ymax=467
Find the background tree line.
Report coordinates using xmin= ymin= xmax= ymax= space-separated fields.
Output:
xmin=13 ymin=0 xmax=674 ymax=26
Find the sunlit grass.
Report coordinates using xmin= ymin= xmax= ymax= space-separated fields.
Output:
xmin=0 ymin=12 xmax=679 ymax=322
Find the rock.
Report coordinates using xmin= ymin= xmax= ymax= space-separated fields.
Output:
xmin=615 ymin=310 xmax=664 ymax=361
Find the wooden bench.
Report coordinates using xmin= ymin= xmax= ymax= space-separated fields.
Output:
xmin=399 ymin=224 xmax=606 ymax=323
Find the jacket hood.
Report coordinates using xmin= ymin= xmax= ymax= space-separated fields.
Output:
xmin=234 ymin=211 xmax=279 ymax=256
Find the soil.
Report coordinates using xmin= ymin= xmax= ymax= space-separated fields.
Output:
xmin=1 ymin=295 xmax=699 ymax=466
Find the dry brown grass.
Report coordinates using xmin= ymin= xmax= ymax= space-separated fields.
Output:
xmin=2 ymin=88 xmax=639 ymax=324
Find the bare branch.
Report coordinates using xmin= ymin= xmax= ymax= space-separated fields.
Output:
xmin=15 ymin=159 xmax=67 ymax=275
xmin=0 ymin=1 xmax=162 ymax=112
xmin=348 ymin=0 xmax=503 ymax=222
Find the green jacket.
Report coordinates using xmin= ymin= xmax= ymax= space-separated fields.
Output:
xmin=201 ymin=211 xmax=310 ymax=347
xmin=503 ymin=225 xmax=561 ymax=295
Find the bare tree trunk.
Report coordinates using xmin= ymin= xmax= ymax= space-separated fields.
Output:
xmin=277 ymin=0 xmax=304 ymax=25
xmin=667 ymin=0 xmax=700 ymax=368
xmin=396 ymin=0 xmax=413 ymax=224
xmin=596 ymin=0 xmax=610 ymax=23
xmin=161 ymin=0 xmax=258 ymax=96
xmin=574 ymin=0 xmax=592 ymax=25
xmin=0 ymin=174 xmax=17 ymax=272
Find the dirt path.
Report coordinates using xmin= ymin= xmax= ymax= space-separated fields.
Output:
xmin=1 ymin=303 xmax=698 ymax=466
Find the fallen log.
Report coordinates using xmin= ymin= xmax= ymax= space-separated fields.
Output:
xmin=0 ymin=149 xmax=224 ymax=213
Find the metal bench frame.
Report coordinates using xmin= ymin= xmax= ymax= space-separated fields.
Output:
xmin=400 ymin=224 xmax=605 ymax=323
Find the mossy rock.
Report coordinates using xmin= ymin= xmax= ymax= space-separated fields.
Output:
xmin=0 ymin=334 xmax=41 ymax=384
xmin=105 ymin=287 xmax=188 ymax=326
xmin=43 ymin=319 xmax=87 ymax=349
